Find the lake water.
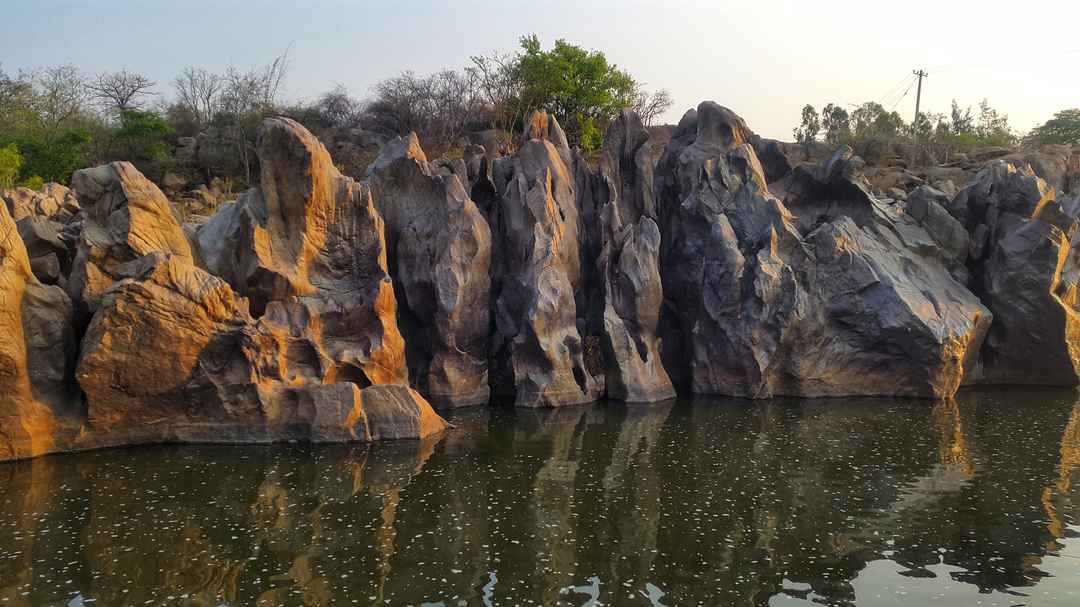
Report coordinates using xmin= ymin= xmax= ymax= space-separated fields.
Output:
xmin=1 ymin=388 xmax=1078 ymax=606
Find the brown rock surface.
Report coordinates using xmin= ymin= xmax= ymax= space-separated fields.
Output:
xmin=68 ymin=162 xmax=193 ymax=318
xmin=0 ymin=201 xmax=79 ymax=461
xmin=195 ymin=117 xmax=408 ymax=387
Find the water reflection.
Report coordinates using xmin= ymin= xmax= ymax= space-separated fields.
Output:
xmin=0 ymin=389 xmax=1078 ymax=606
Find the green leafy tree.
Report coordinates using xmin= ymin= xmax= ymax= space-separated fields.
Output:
xmin=15 ymin=128 xmax=92 ymax=183
xmin=949 ymin=100 xmax=973 ymax=135
xmin=113 ymin=109 xmax=173 ymax=161
xmin=793 ymin=104 xmax=820 ymax=144
xmin=850 ymin=102 xmax=904 ymax=140
xmin=1027 ymin=108 xmax=1080 ymax=146
xmin=516 ymin=35 xmax=637 ymax=151
xmin=0 ymin=143 xmax=22 ymax=188
xmin=821 ymin=103 xmax=851 ymax=145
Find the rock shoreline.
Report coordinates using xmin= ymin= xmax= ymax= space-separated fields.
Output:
xmin=2 ymin=103 xmax=1079 ymax=461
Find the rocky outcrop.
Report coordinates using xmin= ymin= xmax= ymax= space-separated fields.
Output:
xmin=0 ymin=200 xmax=79 ymax=461
xmin=953 ymin=162 xmax=1080 ymax=385
xmin=366 ymin=134 xmax=492 ymax=407
xmin=68 ymin=162 xmax=193 ymax=319
xmin=195 ymin=117 xmax=407 ymax=388
xmin=586 ymin=110 xmax=675 ymax=402
xmin=489 ymin=112 xmax=602 ymax=407
xmin=4 ymin=102 xmax=1080 ymax=461
xmin=656 ymin=103 xmax=989 ymax=398
xmin=75 ymin=252 xmax=447 ymax=444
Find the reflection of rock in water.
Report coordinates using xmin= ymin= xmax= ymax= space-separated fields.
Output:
xmin=0 ymin=437 xmax=442 ymax=607
xmin=3 ymin=392 xmax=1080 ymax=605
xmin=1043 ymin=399 xmax=1080 ymax=544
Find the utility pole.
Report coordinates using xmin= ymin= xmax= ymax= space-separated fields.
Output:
xmin=911 ymin=69 xmax=928 ymax=165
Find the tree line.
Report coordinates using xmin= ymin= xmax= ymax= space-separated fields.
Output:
xmin=793 ymin=99 xmax=1080 ymax=165
xmin=0 ymin=36 xmax=674 ymax=190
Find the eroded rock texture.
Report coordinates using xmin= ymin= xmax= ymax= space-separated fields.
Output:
xmin=0 ymin=201 xmax=79 ymax=460
xmin=585 ymin=110 xmax=675 ymax=402
xmin=4 ymin=102 xmax=1080 ymax=461
xmin=196 ymin=117 xmax=407 ymax=388
xmin=76 ymin=252 xmax=446 ymax=444
xmin=367 ymin=134 xmax=492 ymax=407
xmin=489 ymin=112 xmax=603 ymax=408
xmin=68 ymin=162 xmax=193 ymax=319
xmin=656 ymin=103 xmax=989 ymax=398
xmin=953 ymin=162 xmax=1080 ymax=385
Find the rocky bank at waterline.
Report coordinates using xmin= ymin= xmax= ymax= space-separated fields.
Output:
xmin=2 ymin=102 xmax=1079 ymax=461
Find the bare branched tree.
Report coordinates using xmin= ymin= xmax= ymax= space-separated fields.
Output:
xmin=366 ymin=68 xmax=484 ymax=153
xmin=216 ymin=46 xmax=293 ymax=183
xmin=29 ymin=65 xmax=88 ymax=134
xmin=87 ymin=70 xmax=156 ymax=115
xmin=631 ymin=88 xmax=674 ymax=127
xmin=173 ymin=67 xmax=222 ymax=128
xmin=470 ymin=51 xmax=527 ymax=134
xmin=316 ymin=84 xmax=365 ymax=129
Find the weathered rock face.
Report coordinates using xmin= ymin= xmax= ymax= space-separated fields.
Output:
xmin=1 ymin=183 xmax=81 ymax=223
xmin=196 ymin=117 xmax=407 ymax=388
xmin=955 ymin=162 xmax=1080 ymax=385
xmin=1 ymin=120 xmax=449 ymax=461
xmin=587 ymin=110 xmax=675 ymax=402
xmin=75 ymin=252 xmax=447 ymax=444
xmin=490 ymin=112 xmax=602 ymax=407
xmin=657 ymin=103 xmax=990 ymax=398
xmin=0 ymin=201 xmax=79 ymax=461
xmin=366 ymin=134 xmax=492 ymax=407
xmin=68 ymin=162 xmax=193 ymax=319
xmin=5 ymin=103 xmax=1080 ymax=461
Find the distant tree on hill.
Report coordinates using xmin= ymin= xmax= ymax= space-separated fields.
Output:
xmin=1027 ymin=108 xmax=1080 ymax=146
xmin=821 ymin=103 xmax=850 ymax=145
xmin=87 ymin=70 xmax=156 ymax=116
xmin=632 ymin=88 xmax=673 ymax=127
xmin=793 ymin=104 xmax=820 ymax=144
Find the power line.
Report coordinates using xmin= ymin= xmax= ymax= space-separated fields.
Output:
xmin=887 ymin=76 xmax=917 ymax=111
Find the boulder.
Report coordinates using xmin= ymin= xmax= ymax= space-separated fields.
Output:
xmin=0 ymin=201 xmax=79 ymax=461
xmin=68 ymin=162 xmax=193 ymax=318
xmin=16 ymin=217 xmax=75 ymax=284
xmin=367 ymin=133 xmax=492 ymax=407
xmin=1 ymin=184 xmax=80 ymax=223
xmin=588 ymin=110 xmax=675 ymax=402
xmin=75 ymin=252 xmax=447 ymax=446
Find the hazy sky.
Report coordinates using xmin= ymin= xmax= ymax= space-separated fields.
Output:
xmin=3 ymin=0 xmax=1078 ymax=140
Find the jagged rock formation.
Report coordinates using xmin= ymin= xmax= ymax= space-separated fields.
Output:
xmin=0 ymin=200 xmax=79 ymax=461
xmin=656 ymin=103 xmax=990 ymax=398
xmin=196 ymin=117 xmax=408 ymax=387
xmin=952 ymin=162 xmax=1080 ymax=385
xmin=584 ymin=110 xmax=675 ymax=402
xmin=3 ymin=102 xmax=1080 ymax=461
xmin=366 ymin=134 xmax=492 ymax=407
xmin=488 ymin=112 xmax=603 ymax=407
xmin=68 ymin=162 xmax=193 ymax=320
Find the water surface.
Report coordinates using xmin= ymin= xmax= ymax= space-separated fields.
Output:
xmin=1 ymin=388 xmax=1078 ymax=606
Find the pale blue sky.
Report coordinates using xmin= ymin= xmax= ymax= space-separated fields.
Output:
xmin=3 ymin=0 xmax=1078 ymax=139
